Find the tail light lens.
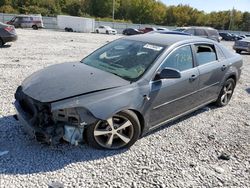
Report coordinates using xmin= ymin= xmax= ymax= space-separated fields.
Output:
xmin=4 ymin=26 xmax=15 ymax=33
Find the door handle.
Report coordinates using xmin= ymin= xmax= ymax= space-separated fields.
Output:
xmin=221 ymin=65 xmax=227 ymax=71
xmin=189 ymin=75 xmax=197 ymax=82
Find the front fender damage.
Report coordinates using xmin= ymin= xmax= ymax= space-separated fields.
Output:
xmin=14 ymin=86 xmax=99 ymax=145
xmin=15 ymin=83 xmax=149 ymax=146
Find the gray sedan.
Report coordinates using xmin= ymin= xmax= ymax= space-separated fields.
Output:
xmin=14 ymin=34 xmax=243 ymax=149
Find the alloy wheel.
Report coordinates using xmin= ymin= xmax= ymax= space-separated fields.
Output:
xmin=221 ymin=82 xmax=234 ymax=105
xmin=93 ymin=115 xmax=134 ymax=149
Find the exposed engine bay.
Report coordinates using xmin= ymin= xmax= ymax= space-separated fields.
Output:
xmin=14 ymin=86 xmax=86 ymax=145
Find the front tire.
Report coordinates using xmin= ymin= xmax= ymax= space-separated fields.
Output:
xmin=85 ymin=110 xmax=141 ymax=150
xmin=236 ymin=50 xmax=241 ymax=54
xmin=0 ymin=38 xmax=4 ymax=47
xmin=32 ymin=25 xmax=38 ymax=30
xmin=215 ymin=78 xmax=236 ymax=107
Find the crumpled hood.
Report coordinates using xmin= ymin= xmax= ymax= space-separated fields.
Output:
xmin=21 ymin=62 xmax=129 ymax=102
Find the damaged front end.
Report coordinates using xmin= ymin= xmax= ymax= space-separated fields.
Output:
xmin=14 ymin=86 xmax=94 ymax=145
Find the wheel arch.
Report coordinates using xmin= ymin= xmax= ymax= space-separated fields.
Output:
xmin=129 ymin=109 xmax=145 ymax=136
xmin=227 ymin=74 xmax=237 ymax=83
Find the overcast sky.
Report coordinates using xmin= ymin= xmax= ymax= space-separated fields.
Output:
xmin=160 ymin=0 xmax=250 ymax=12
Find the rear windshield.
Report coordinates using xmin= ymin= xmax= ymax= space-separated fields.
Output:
xmin=206 ymin=29 xmax=219 ymax=36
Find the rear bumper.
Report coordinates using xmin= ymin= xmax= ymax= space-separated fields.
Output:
xmin=2 ymin=35 xmax=18 ymax=43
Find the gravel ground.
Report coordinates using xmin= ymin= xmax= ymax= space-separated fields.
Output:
xmin=0 ymin=29 xmax=249 ymax=188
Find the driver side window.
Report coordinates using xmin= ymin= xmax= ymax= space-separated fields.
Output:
xmin=161 ymin=45 xmax=193 ymax=71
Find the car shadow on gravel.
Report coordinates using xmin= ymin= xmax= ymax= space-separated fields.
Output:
xmin=0 ymin=44 xmax=11 ymax=48
xmin=0 ymin=115 xmax=127 ymax=175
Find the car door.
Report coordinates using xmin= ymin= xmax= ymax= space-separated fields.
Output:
xmin=148 ymin=45 xmax=200 ymax=127
xmin=100 ymin=26 xmax=106 ymax=33
xmin=193 ymin=43 xmax=228 ymax=104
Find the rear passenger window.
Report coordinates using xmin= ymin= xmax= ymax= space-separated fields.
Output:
xmin=215 ymin=45 xmax=225 ymax=60
xmin=195 ymin=44 xmax=217 ymax=65
xmin=185 ymin=29 xmax=195 ymax=35
xmin=195 ymin=29 xmax=207 ymax=36
xmin=161 ymin=45 xmax=193 ymax=71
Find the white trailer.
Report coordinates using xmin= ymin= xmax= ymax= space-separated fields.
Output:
xmin=57 ymin=15 xmax=95 ymax=33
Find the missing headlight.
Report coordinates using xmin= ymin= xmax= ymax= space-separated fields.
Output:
xmin=53 ymin=108 xmax=80 ymax=126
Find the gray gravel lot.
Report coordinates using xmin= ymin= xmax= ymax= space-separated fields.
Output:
xmin=0 ymin=29 xmax=249 ymax=188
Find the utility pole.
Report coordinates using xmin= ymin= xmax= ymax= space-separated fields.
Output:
xmin=229 ymin=7 xmax=234 ymax=30
xmin=112 ymin=0 xmax=115 ymax=21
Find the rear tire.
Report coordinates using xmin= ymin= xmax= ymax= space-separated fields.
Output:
xmin=32 ymin=25 xmax=38 ymax=30
xmin=215 ymin=78 xmax=236 ymax=107
xmin=106 ymin=30 xmax=109 ymax=35
xmin=85 ymin=110 xmax=141 ymax=150
xmin=96 ymin=30 xmax=99 ymax=33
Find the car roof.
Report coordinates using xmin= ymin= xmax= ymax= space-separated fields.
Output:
xmin=15 ymin=15 xmax=41 ymax=18
xmin=179 ymin=26 xmax=216 ymax=30
xmin=124 ymin=33 xmax=214 ymax=46
xmin=152 ymin=31 xmax=191 ymax=36
xmin=240 ymin=38 xmax=250 ymax=42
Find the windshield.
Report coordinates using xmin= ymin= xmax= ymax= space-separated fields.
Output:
xmin=81 ymin=39 xmax=165 ymax=81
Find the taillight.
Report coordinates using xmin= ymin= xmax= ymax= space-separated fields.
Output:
xmin=4 ymin=26 xmax=14 ymax=32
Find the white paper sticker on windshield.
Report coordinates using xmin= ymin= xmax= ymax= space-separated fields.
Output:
xmin=143 ymin=44 xmax=163 ymax=51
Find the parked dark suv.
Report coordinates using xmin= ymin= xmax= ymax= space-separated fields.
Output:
xmin=175 ymin=27 xmax=220 ymax=42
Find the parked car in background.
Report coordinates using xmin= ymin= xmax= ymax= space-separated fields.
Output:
xmin=14 ymin=34 xmax=242 ymax=150
xmin=219 ymin=32 xmax=236 ymax=41
xmin=231 ymin=33 xmax=244 ymax=41
xmin=174 ymin=27 xmax=220 ymax=42
xmin=156 ymin=27 xmax=169 ymax=31
xmin=95 ymin=26 xmax=117 ymax=35
xmin=7 ymin=15 xmax=44 ymax=30
xmin=219 ymin=32 xmax=245 ymax=41
xmin=139 ymin=27 xmax=157 ymax=33
xmin=233 ymin=38 xmax=250 ymax=54
xmin=0 ymin=22 xmax=17 ymax=47
xmin=122 ymin=28 xmax=143 ymax=35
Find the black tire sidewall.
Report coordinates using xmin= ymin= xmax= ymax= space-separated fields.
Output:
xmin=85 ymin=110 xmax=141 ymax=150
xmin=0 ymin=38 xmax=4 ymax=47
xmin=32 ymin=25 xmax=38 ymax=30
xmin=216 ymin=78 xmax=236 ymax=107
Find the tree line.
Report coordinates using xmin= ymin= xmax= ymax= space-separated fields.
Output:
xmin=0 ymin=0 xmax=249 ymax=31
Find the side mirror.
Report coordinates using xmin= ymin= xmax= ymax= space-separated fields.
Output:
xmin=156 ymin=68 xmax=181 ymax=80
